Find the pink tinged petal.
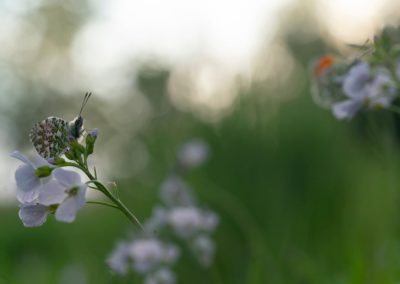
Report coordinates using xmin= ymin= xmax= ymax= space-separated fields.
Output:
xmin=10 ymin=151 xmax=36 ymax=168
xmin=15 ymin=164 xmax=40 ymax=203
xmin=37 ymin=180 xmax=68 ymax=206
xmin=75 ymin=185 xmax=87 ymax=209
xmin=19 ymin=204 xmax=49 ymax=227
xmin=342 ymin=62 xmax=370 ymax=99
xmin=31 ymin=155 xmax=51 ymax=168
xmin=55 ymin=197 xmax=79 ymax=223
xmin=53 ymin=168 xmax=81 ymax=188
xmin=55 ymin=186 xmax=86 ymax=223
xmin=332 ymin=100 xmax=362 ymax=120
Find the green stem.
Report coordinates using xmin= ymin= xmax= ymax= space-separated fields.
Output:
xmin=60 ymin=162 xmax=144 ymax=231
xmin=86 ymin=201 xmax=119 ymax=209
xmin=90 ymin=180 xmax=144 ymax=231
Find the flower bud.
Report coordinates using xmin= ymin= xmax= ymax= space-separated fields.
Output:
xmin=66 ymin=141 xmax=85 ymax=161
xmin=54 ymin=157 xmax=66 ymax=165
xmin=86 ymin=128 xmax=98 ymax=155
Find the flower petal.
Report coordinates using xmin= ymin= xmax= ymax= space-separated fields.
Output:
xmin=55 ymin=186 xmax=86 ymax=223
xmin=53 ymin=168 xmax=81 ymax=187
xmin=342 ymin=62 xmax=370 ymax=99
xmin=18 ymin=203 xmax=49 ymax=227
xmin=15 ymin=164 xmax=40 ymax=203
xmin=55 ymin=197 xmax=79 ymax=223
xmin=37 ymin=179 xmax=68 ymax=206
xmin=31 ymin=155 xmax=51 ymax=168
xmin=10 ymin=151 xmax=35 ymax=168
xmin=332 ymin=99 xmax=362 ymax=120
xmin=75 ymin=185 xmax=87 ymax=209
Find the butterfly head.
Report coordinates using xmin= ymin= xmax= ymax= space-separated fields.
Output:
xmin=69 ymin=115 xmax=83 ymax=139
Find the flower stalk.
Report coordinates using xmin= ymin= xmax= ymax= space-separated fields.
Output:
xmin=60 ymin=157 xmax=144 ymax=230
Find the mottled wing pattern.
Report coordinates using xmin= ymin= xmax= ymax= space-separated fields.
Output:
xmin=29 ymin=116 xmax=69 ymax=159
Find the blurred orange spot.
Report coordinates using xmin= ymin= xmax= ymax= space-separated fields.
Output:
xmin=314 ymin=55 xmax=334 ymax=77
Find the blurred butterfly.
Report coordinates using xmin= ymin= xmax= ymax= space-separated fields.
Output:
xmin=29 ymin=92 xmax=92 ymax=159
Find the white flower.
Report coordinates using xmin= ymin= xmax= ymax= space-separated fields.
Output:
xmin=52 ymin=168 xmax=87 ymax=223
xmin=10 ymin=151 xmax=52 ymax=203
xmin=160 ymin=176 xmax=195 ymax=207
xmin=368 ymin=72 xmax=396 ymax=107
xmin=107 ymin=241 xmax=131 ymax=275
xmin=18 ymin=203 xmax=50 ymax=227
xmin=190 ymin=235 xmax=216 ymax=267
xmin=342 ymin=62 xmax=370 ymax=99
xmin=144 ymin=206 xmax=168 ymax=235
xmin=129 ymin=239 xmax=179 ymax=273
xmin=144 ymin=268 xmax=176 ymax=284
xmin=16 ymin=168 xmax=86 ymax=227
xmin=178 ymin=139 xmax=209 ymax=169
xmin=332 ymin=62 xmax=396 ymax=120
xmin=167 ymin=207 xmax=219 ymax=238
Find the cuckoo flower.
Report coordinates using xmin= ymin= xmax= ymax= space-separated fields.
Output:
xmin=129 ymin=239 xmax=179 ymax=273
xmin=177 ymin=139 xmax=209 ymax=170
xmin=11 ymin=151 xmax=52 ymax=203
xmin=18 ymin=203 xmax=51 ymax=227
xmin=17 ymin=168 xmax=87 ymax=227
xmin=52 ymin=168 xmax=87 ymax=223
xmin=107 ymin=241 xmax=131 ymax=275
xmin=167 ymin=207 xmax=219 ymax=238
xmin=332 ymin=62 xmax=396 ymax=120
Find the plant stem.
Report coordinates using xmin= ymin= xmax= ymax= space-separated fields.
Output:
xmin=86 ymin=201 xmax=119 ymax=209
xmin=60 ymin=162 xmax=144 ymax=231
xmin=91 ymin=180 xmax=144 ymax=231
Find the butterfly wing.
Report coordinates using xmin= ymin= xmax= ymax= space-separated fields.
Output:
xmin=29 ymin=117 xmax=70 ymax=159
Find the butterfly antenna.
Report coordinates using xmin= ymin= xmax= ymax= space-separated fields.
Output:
xmin=79 ymin=92 xmax=92 ymax=116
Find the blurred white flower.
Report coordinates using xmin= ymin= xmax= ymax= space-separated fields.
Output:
xmin=332 ymin=62 xmax=396 ymax=120
xmin=10 ymin=151 xmax=52 ymax=203
xmin=177 ymin=139 xmax=209 ymax=169
xmin=18 ymin=203 xmax=50 ymax=227
xmin=107 ymin=241 xmax=131 ymax=275
xmin=190 ymin=235 xmax=216 ymax=267
xmin=160 ymin=176 xmax=195 ymax=207
xmin=52 ymin=168 xmax=87 ymax=223
xmin=167 ymin=207 xmax=219 ymax=238
xmin=144 ymin=268 xmax=176 ymax=284
xmin=144 ymin=206 xmax=168 ymax=235
xmin=129 ymin=239 xmax=179 ymax=273
xmin=342 ymin=62 xmax=370 ymax=99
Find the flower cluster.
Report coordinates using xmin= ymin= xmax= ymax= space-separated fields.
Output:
xmin=11 ymin=151 xmax=86 ymax=227
xmin=107 ymin=139 xmax=219 ymax=283
xmin=311 ymin=30 xmax=400 ymax=120
xmin=11 ymin=124 xmax=143 ymax=231
xmin=108 ymin=238 xmax=179 ymax=283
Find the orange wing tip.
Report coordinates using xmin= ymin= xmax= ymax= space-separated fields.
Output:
xmin=314 ymin=55 xmax=335 ymax=77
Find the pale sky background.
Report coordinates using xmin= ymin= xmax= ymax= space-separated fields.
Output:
xmin=0 ymin=0 xmax=397 ymax=203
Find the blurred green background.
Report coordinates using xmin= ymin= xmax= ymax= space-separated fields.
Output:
xmin=2 ymin=0 xmax=400 ymax=283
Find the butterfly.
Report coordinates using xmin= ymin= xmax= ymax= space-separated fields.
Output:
xmin=29 ymin=92 xmax=92 ymax=159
